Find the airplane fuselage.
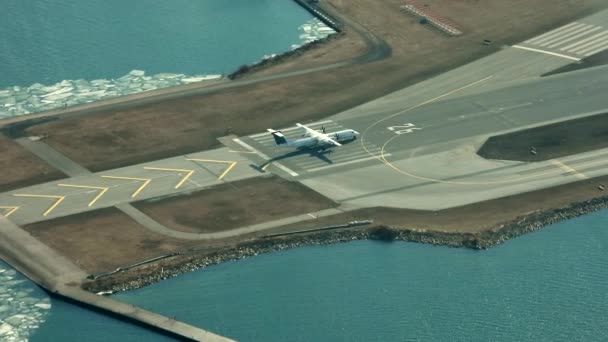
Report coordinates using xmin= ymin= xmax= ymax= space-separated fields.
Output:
xmin=291 ymin=129 xmax=358 ymax=148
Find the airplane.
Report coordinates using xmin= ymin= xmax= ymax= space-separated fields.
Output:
xmin=267 ymin=123 xmax=359 ymax=149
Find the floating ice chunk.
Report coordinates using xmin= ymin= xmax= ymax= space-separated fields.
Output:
xmin=41 ymin=84 xmax=62 ymax=93
xmin=44 ymin=92 xmax=72 ymax=101
xmin=3 ymin=96 xmax=16 ymax=105
xmin=181 ymin=77 xmax=208 ymax=84
xmin=0 ymin=90 xmax=12 ymax=97
xmin=4 ymin=314 xmax=26 ymax=327
xmin=41 ymin=86 xmax=73 ymax=98
xmin=34 ymin=303 xmax=51 ymax=310
xmin=0 ymin=305 xmax=10 ymax=312
xmin=128 ymin=69 xmax=145 ymax=77
xmin=0 ymin=322 xmax=13 ymax=335
xmin=90 ymin=79 xmax=110 ymax=85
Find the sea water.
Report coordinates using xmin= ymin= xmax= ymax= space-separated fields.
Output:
xmin=0 ymin=0 xmax=334 ymax=117
xmin=108 ymin=209 xmax=608 ymax=341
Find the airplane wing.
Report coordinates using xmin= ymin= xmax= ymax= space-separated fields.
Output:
xmin=296 ymin=123 xmax=342 ymax=146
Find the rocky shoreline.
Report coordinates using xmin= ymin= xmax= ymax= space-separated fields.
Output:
xmin=83 ymin=194 xmax=608 ymax=294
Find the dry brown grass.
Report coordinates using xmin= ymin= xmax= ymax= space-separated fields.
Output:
xmin=134 ymin=176 xmax=337 ymax=233
xmin=22 ymin=0 xmax=607 ymax=171
xmin=0 ymin=134 xmax=65 ymax=192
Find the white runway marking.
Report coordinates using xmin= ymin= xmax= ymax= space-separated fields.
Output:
xmin=512 ymin=45 xmax=581 ymax=61
xmin=307 ymin=154 xmax=392 ymax=172
xmin=546 ymin=26 xmax=602 ymax=48
xmin=526 ymin=22 xmax=580 ymax=44
xmin=232 ymin=138 xmax=299 ymax=177
xmin=560 ymin=31 xmax=608 ymax=51
xmin=537 ymin=24 xmax=593 ymax=47
xmin=521 ymin=21 xmax=608 ymax=58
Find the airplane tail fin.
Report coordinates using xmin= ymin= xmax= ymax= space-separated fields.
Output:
xmin=267 ymin=129 xmax=288 ymax=145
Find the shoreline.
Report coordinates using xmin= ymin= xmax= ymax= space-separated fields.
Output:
xmin=84 ymin=193 xmax=608 ymax=294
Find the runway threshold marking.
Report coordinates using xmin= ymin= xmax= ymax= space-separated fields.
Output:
xmin=57 ymin=183 xmax=109 ymax=207
xmin=512 ymin=45 xmax=581 ymax=61
xmin=0 ymin=206 xmax=19 ymax=217
xmin=143 ymin=167 xmax=195 ymax=189
xmin=13 ymin=194 xmax=65 ymax=216
xmin=186 ymin=158 xmax=237 ymax=180
xmin=101 ymin=176 xmax=152 ymax=198
xmin=550 ymin=160 xmax=588 ymax=180
xmin=232 ymin=138 xmax=299 ymax=177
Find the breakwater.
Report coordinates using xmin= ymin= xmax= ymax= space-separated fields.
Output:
xmin=293 ymin=0 xmax=342 ymax=32
xmin=0 ymin=216 xmax=233 ymax=341
xmin=85 ymin=193 xmax=608 ymax=293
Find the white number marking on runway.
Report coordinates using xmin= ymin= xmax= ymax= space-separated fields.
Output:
xmin=387 ymin=123 xmax=421 ymax=135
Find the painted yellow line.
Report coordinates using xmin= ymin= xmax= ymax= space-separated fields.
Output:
xmin=360 ymin=75 xmax=495 ymax=163
xmin=13 ymin=194 xmax=65 ymax=216
xmin=101 ymin=175 xmax=152 ymax=198
xmin=186 ymin=158 xmax=237 ymax=164
xmin=0 ymin=206 xmax=19 ymax=217
xmin=550 ymin=160 xmax=588 ymax=180
xmin=228 ymin=150 xmax=257 ymax=154
xmin=186 ymin=158 xmax=238 ymax=180
xmin=218 ymin=162 xmax=237 ymax=180
xmin=143 ymin=167 xmax=194 ymax=189
xmin=57 ymin=184 xmax=109 ymax=207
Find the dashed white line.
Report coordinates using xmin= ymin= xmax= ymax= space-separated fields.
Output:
xmin=512 ymin=45 xmax=581 ymax=61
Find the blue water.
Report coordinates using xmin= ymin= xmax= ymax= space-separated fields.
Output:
xmin=0 ymin=0 xmax=314 ymax=88
xmin=107 ymin=209 xmax=608 ymax=341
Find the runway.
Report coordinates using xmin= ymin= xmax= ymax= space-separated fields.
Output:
xmin=5 ymin=8 xmax=608 ymax=222
xmin=236 ymin=8 xmax=608 ymax=211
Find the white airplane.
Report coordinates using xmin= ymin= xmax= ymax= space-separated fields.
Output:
xmin=267 ymin=123 xmax=359 ymax=149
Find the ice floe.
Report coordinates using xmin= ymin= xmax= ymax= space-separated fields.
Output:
xmin=0 ymin=19 xmax=333 ymax=120
xmin=0 ymin=70 xmax=222 ymax=119
xmin=296 ymin=18 xmax=336 ymax=46
xmin=0 ymin=264 xmax=51 ymax=342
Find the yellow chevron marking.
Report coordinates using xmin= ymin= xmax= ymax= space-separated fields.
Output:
xmin=143 ymin=167 xmax=195 ymax=189
xmin=13 ymin=194 xmax=66 ymax=216
xmin=101 ymin=175 xmax=152 ymax=198
xmin=0 ymin=206 xmax=19 ymax=217
xmin=186 ymin=158 xmax=238 ymax=180
xmin=57 ymin=184 xmax=109 ymax=207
